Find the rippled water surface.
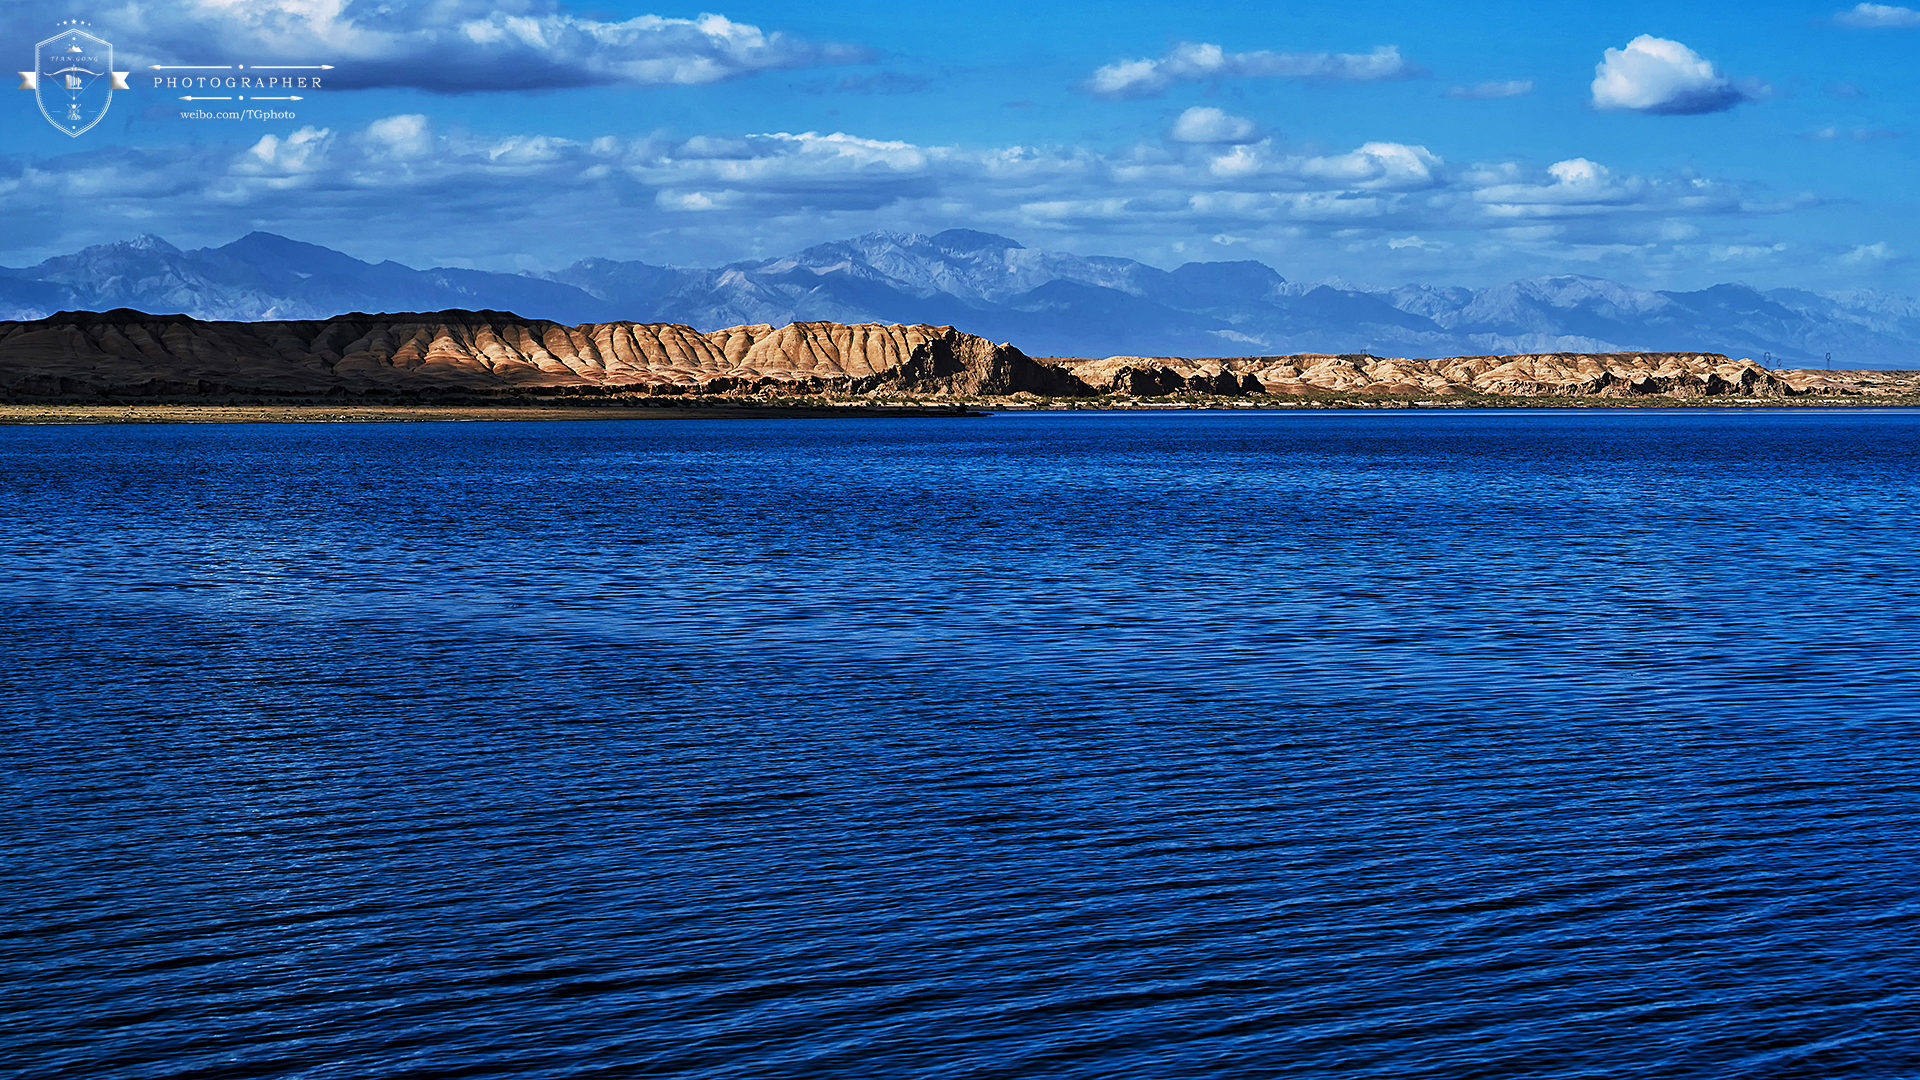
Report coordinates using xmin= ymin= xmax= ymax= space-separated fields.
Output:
xmin=4 ymin=409 xmax=1919 ymax=1079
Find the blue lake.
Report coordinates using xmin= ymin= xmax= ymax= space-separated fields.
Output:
xmin=3 ymin=408 xmax=1918 ymax=1079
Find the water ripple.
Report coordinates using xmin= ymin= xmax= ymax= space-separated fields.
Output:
xmin=3 ymin=410 xmax=1919 ymax=1079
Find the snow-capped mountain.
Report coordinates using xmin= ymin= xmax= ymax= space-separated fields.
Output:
xmin=3 ymin=229 xmax=1916 ymax=366
xmin=0 ymin=233 xmax=620 ymax=326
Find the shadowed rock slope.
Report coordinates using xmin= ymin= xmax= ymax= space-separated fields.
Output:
xmin=1 ymin=309 xmax=1911 ymax=402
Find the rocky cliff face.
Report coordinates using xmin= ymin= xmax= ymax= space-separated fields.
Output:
xmin=0 ymin=309 xmax=1910 ymax=403
xmin=0 ymin=310 xmax=1060 ymax=400
xmin=1058 ymin=352 xmax=1897 ymax=398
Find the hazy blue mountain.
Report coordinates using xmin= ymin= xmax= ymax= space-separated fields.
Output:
xmin=0 ymin=233 xmax=618 ymax=325
xmin=541 ymin=231 xmax=1916 ymax=364
xmin=3 ymin=229 xmax=1917 ymax=366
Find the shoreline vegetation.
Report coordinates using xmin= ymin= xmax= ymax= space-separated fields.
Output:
xmin=3 ymin=308 xmax=1917 ymax=422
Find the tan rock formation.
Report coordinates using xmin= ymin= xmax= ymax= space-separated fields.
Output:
xmin=3 ymin=308 xmax=1915 ymax=404
xmin=1052 ymin=351 xmax=1915 ymax=399
xmin=0 ymin=310 xmax=1071 ymax=401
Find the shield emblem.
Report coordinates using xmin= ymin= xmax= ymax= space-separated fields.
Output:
xmin=32 ymin=28 xmax=122 ymax=137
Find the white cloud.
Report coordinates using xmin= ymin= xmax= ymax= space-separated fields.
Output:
xmin=1708 ymin=243 xmax=1789 ymax=261
xmin=1443 ymin=80 xmax=1533 ymax=100
xmin=239 ymin=126 xmax=334 ymax=173
xmin=366 ymin=114 xmax=432 ymax=158
xmin=1591 ymin=35 xmax=1753 ymax=115
xmin=1170 ymin=107 xmax=1262 ymax=144
xmin=59 ymin=1 xmax=868 ymax=91
xmin=1198 ymin=140 xmax=1442 ymax=191
xmin=1835 ymin=3 xmax=1920 ymax=27
xmin=0 ymin=116 xmax=1810 ymax=281
xmin=1474 ymin=158 xmax=1639 ymax=215
xmin=1297 ymin=143 xmax=1444 ymax=191
xmin=1839 ymin=241 xmax=1902 ymax=263
xmin=1085 ymin=42 xmax=1419 ymax=99
xmin=1469 ymin=157 xmax=1758 ymax=222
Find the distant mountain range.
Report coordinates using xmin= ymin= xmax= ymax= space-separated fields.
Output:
xmin=4 ymin=230 xmax=1918 ymax=367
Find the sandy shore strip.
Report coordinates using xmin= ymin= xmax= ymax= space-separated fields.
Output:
xmin=0 ymin=403 xmax=989 ymax=425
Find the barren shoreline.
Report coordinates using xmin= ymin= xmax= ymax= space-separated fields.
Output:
xmin=0 ymin=402 xmax=988 ymax=425
xmin=7 ymin=311 xmax=1919 ymax=417
xmin=5 ymin=395 xmax=1920 ymax=425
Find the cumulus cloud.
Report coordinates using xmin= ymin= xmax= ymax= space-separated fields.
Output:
xmin=366 ymin=114 xmax=432 ymax=158
xmin=240 ymin=125 xmax=333 ymax=173
xmin=1294 ymin=143 xmax=1445 ymax=190
xmin=1465 ymin=157 xmax=1770 ymax=223
xmin=1443 ymin=80 xmax=1533 ymax=100
xmin=1839 ymin=242 xmax=1904 ymax=264
xmin=1591 ymin=35 xmax=1755 ymax=115
xmin=1085 ymin=42 xmax=1419 ymax=99
xmin=1472 ymin=158 xmax=1646 ymax=216
xmin=1169 ymin=107 xmax=1262 ymax=144
xmin=52 ymin=0 xmax=868 ymax=92
xmin=0 ymin=113 xmax=1808 ymax=280
xmin=1835 ymin=3 xmax=1920 ymax=27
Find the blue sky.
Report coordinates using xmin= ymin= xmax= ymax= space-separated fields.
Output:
xmin=4 ymin=0 xmax=1918 ymax=292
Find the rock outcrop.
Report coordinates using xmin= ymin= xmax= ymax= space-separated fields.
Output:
xmin=2 ymin=309 xmax=1913 ymax=403
xmin=0 ymin=310 xmax=1075 ymax=401
xmin=1052 ymin=351 xmax=1914 ymax=398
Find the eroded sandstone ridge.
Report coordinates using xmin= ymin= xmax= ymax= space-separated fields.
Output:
xmin=0 ymin=309 xmax=1911 ymax=402
xmin=1057 ymin=353 xmax=1908 ymax=398
xmin=0 ymin=309 xmax=1079 ymax=400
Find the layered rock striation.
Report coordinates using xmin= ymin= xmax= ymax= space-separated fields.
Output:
xmin=0 ymin=310 xmax=1070 ymax=401
xmin=1 ymin=309 xmax=1911 ymax=403
xmin=1057 ymin=352 xmax=1852 ymax=398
